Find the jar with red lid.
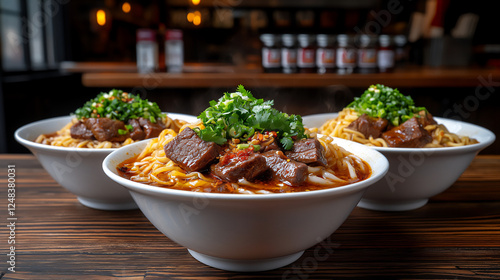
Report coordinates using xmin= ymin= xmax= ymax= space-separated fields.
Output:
xmin=377 ymin=35 xmax=395 ymax=73
xmin=297 ymin=34 xmax=316 ymax=73
xmin=281 ymin=34 xmax=297 ymax=74
xmin=165 ymin=29 xmax=184 ymax=73
xmin=394 ymin=34 xmax=408 ymax=66
xmin=316 ymin=34 xmax=335 ymax=74
xmin=336 ymin=34 xmax=356 ymax=74
xmin=136 ymin=29 xmax=159 ymax=73
xmin=260 ymin=34 xmax=281 ymax=73
xmin=357 ymin=34 xmax=377 ymax=73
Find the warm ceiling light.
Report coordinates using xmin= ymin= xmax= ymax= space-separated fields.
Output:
xmin=191 ymin=0 xmax=200 ymax=5
xmin=187 ymin=12 xmax=194 ymax=22
xmin=122 ymin=2 xmax=131 ymax=13
xmin=96 ymin=9 xmax=106 ymax=26
xmin=193 ymin=13 xmax=201 ymax=26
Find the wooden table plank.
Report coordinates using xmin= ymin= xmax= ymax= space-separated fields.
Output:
xmin=1 ymin=154 xmax=499 ymax=279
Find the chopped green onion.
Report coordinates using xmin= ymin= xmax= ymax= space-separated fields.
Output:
xmin=73 ymin=89 xmax=165 ymax=122
xmin=236 ymin=144 xmax=261 ymax=151
xmin=237 ymin=144 xmax=250 ymax=149
xmin=347 ymin=84 xmax=427 ymax=126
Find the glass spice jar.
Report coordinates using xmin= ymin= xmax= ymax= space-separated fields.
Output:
xmin=260 ymin=34 xmax=281 ymax=73
xmin=165 ymin=29 xmax=184 ymax=73
xmin=281 ymin=34 xmax=297 ymax=74
xmin=336 ymin=34 xmax=356 ymax=74
xmin=394 ymin=34 xmax=408 ymax=66
xmin=297 ymin=34 xmax=316 ymax=73
xmin=136 ymin=29 xmax=159 ymax=74
xmin=316 ymin=34 xmax=335 ymax=74
xmin=377 ymin=35 xmax=395 ymax=73
xmin=357 ymin=34 xmax=377 ymax=74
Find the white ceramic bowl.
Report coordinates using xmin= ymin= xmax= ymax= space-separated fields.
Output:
xmin=303 ymin=113 xmax=496 ymax=211
xmin=14 ymin=113 xmax=197 ymax=210
xmin=102 ymin=136 xmax=388 ymax=271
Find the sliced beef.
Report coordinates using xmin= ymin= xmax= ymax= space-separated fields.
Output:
xmin=260 ymin=140 xmax=280 ymax=152
xmin=211 ymin=152 xmax=268 ymax=182
xmin=83 ymin=118 xmax=129 ymax=142
xmin=164 ymin=127 xmax=221 ymax=172
xmin=382 ymin=117 xmax=432 ymax=148
xmin=139 ymin=117 xmax=166 ymax=139
xmin=262 ymin=150 xmax=308 ymax=186
xmin=70 ymin=121 xmax=95 ymax=140
xmin=285 ymin=138 xmax=327 ymax=166
xmin=127 ymin=119 xmax=145 ymax=140
xmin=347 ymin=114 xmax=389 ymax=138
xmin=416 ymin=110 xmax=437 ymax=127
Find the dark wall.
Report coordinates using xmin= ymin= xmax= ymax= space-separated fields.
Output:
xmin=2 ymin=73 xmax=91 ymax=153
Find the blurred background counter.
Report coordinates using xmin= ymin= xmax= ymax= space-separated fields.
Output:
xmin=78 ymin=65 xmax=500 ymax=88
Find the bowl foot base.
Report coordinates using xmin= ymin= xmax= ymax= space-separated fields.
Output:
xmin=188 ymin=249 xmax=304 ymax=272
xmin=357 ymin=198 xmax=428 ymax=211
xmin=77 ymin=197 xmax=138 ymax=211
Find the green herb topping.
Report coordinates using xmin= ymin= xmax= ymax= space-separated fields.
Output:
xmin=195 ymin=85 xmax=307 ymax=150
xmin=347 ymin=84 xmax=427 ymax=126
xmin=73 ymin=89 xmax=165 ymax=123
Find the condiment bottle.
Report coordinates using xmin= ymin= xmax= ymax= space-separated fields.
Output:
xmin=377 ymin=34 xmax=395 ymax=73
xmin=336 ymin=34 xmax=356 ymax=74
xmin=164 ymin=29 xmax=184 ymax=73
xmin=260 ymin=34 xmax=281 ymax=73
xmin=394 ymin=34 xmax=408 ymax=66
xmin=281 ymin=34 xmax=297 ymax=74
xmin=297 ymin=34 xmax=316 ymax=73
xmin=356 ymin=34 xmax=377 ymax=73
xmin=316 ymin=34 xmax=335 ymax=74
xmin=136 ymin=29 xmax=159 ymax=73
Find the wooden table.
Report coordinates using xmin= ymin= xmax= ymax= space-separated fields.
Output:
xmin=1 ymin=154 xmax=500 ymax=279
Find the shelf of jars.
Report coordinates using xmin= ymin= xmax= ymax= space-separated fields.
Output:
xmin=81 ymin=66 xmax=500 ymax=88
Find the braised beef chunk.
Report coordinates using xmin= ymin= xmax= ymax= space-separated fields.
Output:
xmin=84 ymin=118 xmax=129 ymax=142
xmin=260 ymin=140 xmax=280 ymax=152
xmin=164 ymin=127 xmax=221 ymax=172
xmin=382 ymin=117 xmax=432 ymax=148
xmin=139 ymin=117 xmax=166 ymax=139
xmin=285 ymin=138 xmax=327 ymax=166
xmin=70 ymin=121 xmax=95 ymax=140
xmin=70 ymin=117 xmax=166 ymax=142
xmin=211 ymin=153 xmax=268 ymax=182
xmin=127 ymin=119 xmax=145 ymax=140
xmin=262 ymin=150 xmax=308 ymax=186
xmin=417 ymin=110 xmax=437 ymax=127
xmin=347 ymin=114 xmax=389 ymax=138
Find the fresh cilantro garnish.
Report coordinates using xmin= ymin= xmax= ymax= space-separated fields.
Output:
xmin=195 ymin=85 xmax=307 ymax=150
xmin=73 ymin=89 xmax=165 ymax=123
xmin=347 ymin=84 xmax=427 ymax=126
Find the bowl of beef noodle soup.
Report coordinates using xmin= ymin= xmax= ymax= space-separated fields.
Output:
xmin=103 ymin=85 xmax=389 ymax=271
xmin=303 ymin=84 xmax=495 ymax=211
xmin=15 ymin=89 xmax=196 ymax=210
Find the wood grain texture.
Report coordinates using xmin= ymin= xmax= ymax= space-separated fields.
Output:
xmin=1 ymin=154 xmax=499 ymax=279
xmin=81 ymin=67 xmax=500 ymax=88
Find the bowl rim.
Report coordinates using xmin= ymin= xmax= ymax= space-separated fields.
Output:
xmin=14 ymin=113 xmax=198 ymax=153
xmin=102 ymin=135 xmax=389 ymax=201
xmin=302 ymin=113 xmax=496 ymax=154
